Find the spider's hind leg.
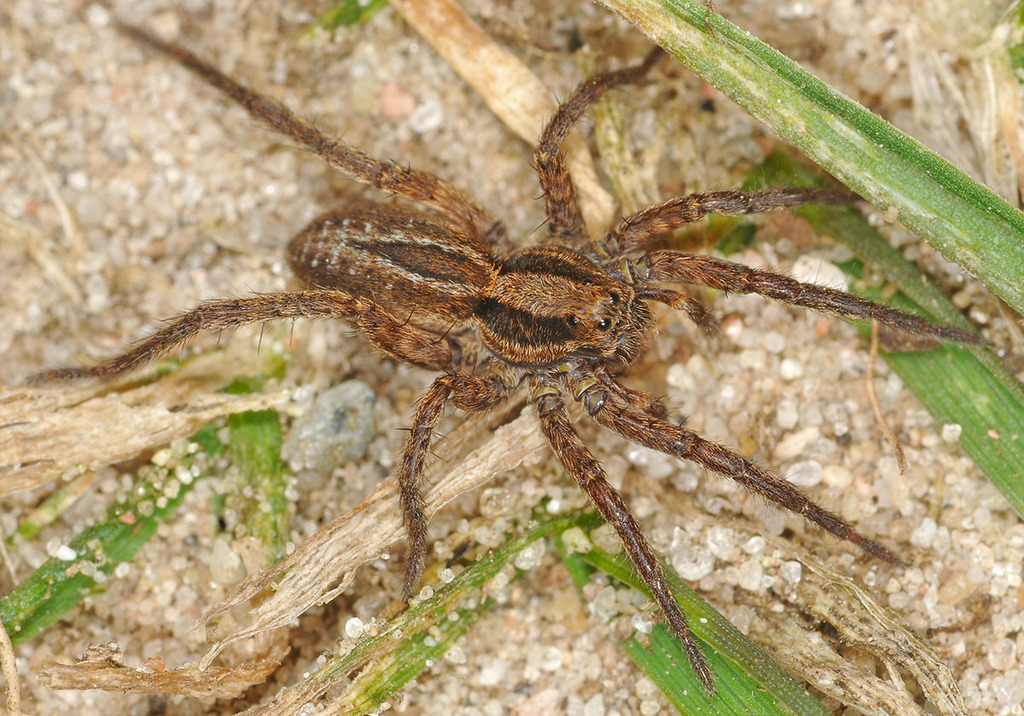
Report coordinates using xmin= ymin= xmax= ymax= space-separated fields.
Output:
xmin=532 ymin=378 xmax=715 ymax=693
xmin=31 ymin=290 xmax=459 ymax=383
xmin=572 ymin=369 xmax=901 ymax=565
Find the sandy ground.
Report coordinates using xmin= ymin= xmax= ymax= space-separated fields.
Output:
xmin=2 ymin=0 xmax=1022 ymax=714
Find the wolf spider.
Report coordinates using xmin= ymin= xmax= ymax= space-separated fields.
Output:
xmin=36 ymin=23 xmax=979 ymax=692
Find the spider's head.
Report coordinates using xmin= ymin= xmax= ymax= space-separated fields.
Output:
xmin=477 ymin=246 xmax=654 ymax=368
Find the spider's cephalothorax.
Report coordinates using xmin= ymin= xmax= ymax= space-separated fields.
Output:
xmin=38 ymin=22 xmax=981 ymax=692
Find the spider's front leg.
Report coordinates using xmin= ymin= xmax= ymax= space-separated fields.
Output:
xmin=604 ymin=187 xmax=851 ymax=254
xmin=32 ymin=290 xmax=456 ymax=383
xmin=397 ymin=372 xmax=509 ymax=600
xmin=603 ymin=186 xmax=979 ymax=344
xmin=532 ymin=379 xmax=716 ymax=693
xmin=639 ymin=250 xmax=980 ymax=345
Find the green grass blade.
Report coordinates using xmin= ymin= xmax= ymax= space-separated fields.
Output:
xmin=7 ymin=474 xmax=97 ymax=546
xmin=227 ymin=410 xmax=290 ymax=563
xmin=624 ymin=626 xmax=780 ymax=716
xmin=289 ymin=511 xmax=580 ymax=711
xmin=571 ymin=539 xmax=830 ymax=715
xmin=313 ymin=0 xmax=387 ymax=31
xmin=879 ymin=341 xmax=1024 ymax=513
xmin=594 ymin=0 xmax=1024 ymax=316
xmin=339 ymin=600 xmax=488 ymax=713
xmin=0 ymin=430 xmax=221 ymax=646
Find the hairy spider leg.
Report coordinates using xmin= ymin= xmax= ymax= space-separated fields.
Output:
xmin=582 ymin=378 xmax=901 ymax=564
xmin=534 ymin=48 xmax=665 ymax=244
xmin=116 ymin=22 xmax=503 ymax=243
xmin=590 ymin=363 xmax=670 ymax=419
xmin=607 ymin=186 xmax=851 ymax=254
xmin=641 ymin=251 xmax=980 ymax=345
xmin=31 ymin=291 xmax=454 ymax=382
xmin=634 ymin=286 xmax=720 ymax=336
xmin=600 ymin=186 xmax=979 ymax=344
xmin=533 ymin=384 xmax=716 ymax=692
xmin=398 ymin=373 xmax=510 ymax=600
xmin=548 ymin=360 xmax=902 ymax=688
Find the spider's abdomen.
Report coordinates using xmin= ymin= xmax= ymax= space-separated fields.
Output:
xmin=288 ymin=203 xmax=496 ymax=331
xmin=477 ymin=245 xmax=653 ymax=367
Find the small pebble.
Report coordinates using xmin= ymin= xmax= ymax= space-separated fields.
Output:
xmin=991 ymin=669 xmax=1024 ymax=705
xmin=779 ymin=357 xmax=804 ymax=380
xmin=775 ymin=427 xmax=820 ymax=460
xmin=408 ymin=99 xmax=444 ymax=133
xmin=941 ymin=423 xmax=963 ymax=443
xmin=910 ymin=517 xmax=937 ymax=549
xmin=283 ymin=380 xmax=376 ymax=473
xmin=345 ymin=617 xmax=365 ymax=638
xmin=779 ymin=560 xmax=802 ymax=584
xmin=987 ymin=637 xmax=1017 ymax=671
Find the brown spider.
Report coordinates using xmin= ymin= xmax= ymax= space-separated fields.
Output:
xmin=35 ymin=23 xmax=980 ymax=692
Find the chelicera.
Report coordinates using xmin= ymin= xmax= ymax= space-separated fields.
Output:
xmin=37 ymin=23 xmax=979 ymax=692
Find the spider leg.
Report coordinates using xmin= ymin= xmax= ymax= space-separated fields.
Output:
xmin=639 ymin=251 xmax=980 ymax=344
xmin=117 ymin=22 xmax=502 ymax=242
xmin=576 ymin=373 xmax=900 ymax=565
xmin=635 ymin=286 xmax=719 ymax=336
xmin=590 ymin=364 xmax=669 ymax=420
xmin=533 ymin=382 xmax=715 ymax=693
xmin=605 ymin=187 xmax=849 ymax=254
xmin=31 ymin=290 xmax=456 ymax=382
xmin=536 ymin=48 xmax=664 ymax=244
xmin=398 ymin=373 xmax=509 ymax=600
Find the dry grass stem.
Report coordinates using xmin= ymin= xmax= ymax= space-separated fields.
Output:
xmin=866 ymin=320 xmax=908 ymax=475
xmin=796 ymin=557 xmax=967 ymax=716
xmin=198 ymin=408 xmax=546 ymax=668
xmin=0 ymin=617 xmax=21 ymax=716
xmin=37 ymin=639 xmax=288 ymax=699
xmin=389 ymin=0 xmax=615 ymax=235
xmin=1 ymin=346 xmax=293 ymax=496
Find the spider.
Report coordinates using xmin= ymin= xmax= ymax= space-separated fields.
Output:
xmin=35 ymin=22 xmax=980 ymax=693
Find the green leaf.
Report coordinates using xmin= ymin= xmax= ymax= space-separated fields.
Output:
xmin=228 ymin=410 xmax=290 ymax=563
xmin=313 ymin=0 xmax=388 ymax=31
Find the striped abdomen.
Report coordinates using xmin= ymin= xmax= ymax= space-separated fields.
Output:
xmin=288 ymin=203 xmax=496 ymax=332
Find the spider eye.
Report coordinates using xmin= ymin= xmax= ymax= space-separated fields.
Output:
xmin=609 ymin=291 xmax=620 ymax=305
xmin=598 ymin=318 xmax=611 ymax=331
xmin=566 ymin=315 xmax=580 ymax=327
